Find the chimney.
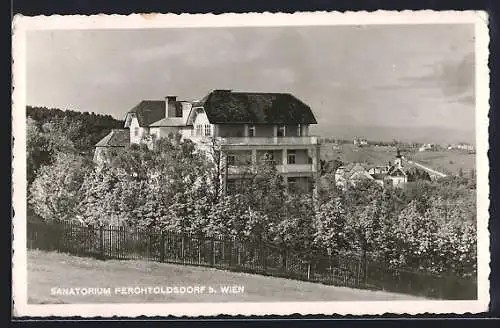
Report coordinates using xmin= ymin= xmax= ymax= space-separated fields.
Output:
xmin=165 ymin=96 xmax=177 ymax=118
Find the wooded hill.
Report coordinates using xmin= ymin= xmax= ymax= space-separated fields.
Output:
xmin=27 ymin=106 xmax=124 ymax=154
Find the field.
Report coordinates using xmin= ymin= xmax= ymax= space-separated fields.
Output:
xmin=321 ymin=143 xmax=475 ymax=176
xmin=27 ymin=250 xmax=422 ymax=304
xmin=321 ymin=144 xmax=396 ymax=166
xmin=406 ymin=151 xmax=476 ymax=176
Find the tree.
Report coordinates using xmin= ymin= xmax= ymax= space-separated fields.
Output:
xmin=237 ymin=160 xmax=287 ymax=222
xmin=26 ymin=117 xmax=76 ymax=185
xmin=320 ymin=158 xmax=344 ymax=175
xmin=271 ymin=194 xmax=316 ymax=252
xmin=313 ymin=197 xmax=349 ymax=255
xmin=27 ymin=105 xmax=124 ymax=154
xmin=81 ymin=135 xmax=215 ymax=230
xmin=29 ymin=153 xmax=92 ymax=222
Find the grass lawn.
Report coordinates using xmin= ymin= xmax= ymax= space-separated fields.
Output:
xmin=407 ymin=151 xmax=475 ymax=176
xmin=27 ymin=250 xmax=423 ymax=304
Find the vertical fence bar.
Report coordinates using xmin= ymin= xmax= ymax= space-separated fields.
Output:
xmin=160 ymin=231 xmax=165 ymax=263
xmin=98 ymin=225 xmax=104 ymax=260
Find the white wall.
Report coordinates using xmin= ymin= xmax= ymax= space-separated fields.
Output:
xmin=192 ymin=111 xmax=213 ymax=137
xmin=129 ymin=117 xmax=149 ymax=144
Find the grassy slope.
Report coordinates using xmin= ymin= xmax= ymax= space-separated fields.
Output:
xmin=28 ymin=250 xmax=422 ymax=304
xmin=321 ymin=144 xmax=399 ymax=166
xmin=321 ymin=143 xmax=475 ymax=176
xmin=406 ymin=151 xmax=475 ymax=176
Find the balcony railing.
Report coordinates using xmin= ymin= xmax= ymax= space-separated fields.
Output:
xmin=276 ymin=164 xmax=314 ymax=173
xmin=227 ymin=164 xmax=315 ymax=175
xmin=220 ymin=136 xmax=319 ymax=146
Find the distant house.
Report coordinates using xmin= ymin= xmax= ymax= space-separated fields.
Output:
xmin=335 ymin=150 xmax=408 ymax=189
xmin=94 ymin=89 xmax=320 ymax=194
xmin=448 ymin=143 xmax=475 ymax=152
xmin=93 ymin=129 xmax=130 ymax=165
xmin=371 ymin=150 xmax=407 ymax=188
xmin=334 ymin=163 xmax=374 ymax=189
xmin=418 ymin=143 xmax=435 ymax=152
xmin=353 ymin=138 xmax=368 ymax=146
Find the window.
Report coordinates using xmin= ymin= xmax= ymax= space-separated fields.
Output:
xmin=287 ymin=150 xmax=296 ymax=164
xmin=227 ymin=154 xmax=236 ymax=166
xmin=288 ymin=177 xmax=298 ymax=193
xmin=204 ymin=124 xmax=212 ymax=136
xmin=277 ymin=125 xmax=286 ymax=137
xmin=134 ymin=127 xmax=140 ymax=137
xmin=249 ymin=125 xmax=256 ymax=137
xmin=195 ymin=124 xmax=202 ymax=136
xmin=261 ymin=151 xmax=275 ymax=164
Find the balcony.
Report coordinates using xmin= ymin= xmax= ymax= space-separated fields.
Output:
xmin=220 ymin=136 xmax=319 ymax=146
xmin=227 ymin=164 xmax=315 ymax=175
xmin=276 ymin=164 xmax=314 ymax=174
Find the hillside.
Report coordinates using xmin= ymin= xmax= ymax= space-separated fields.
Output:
xmin=321 ymin=143 xmax=397 ymax=166
xmin=320 ymin=143 xmax=475 ymax=176
xmin=311 ymin=124 xmax=475 ymax=145
xmin=27 ymin=105 xmax=124 ymax=153
xmin=28 ymin=250 xmax=422 ymax=304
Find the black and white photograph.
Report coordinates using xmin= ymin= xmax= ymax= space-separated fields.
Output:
xmin=12 ymin=11 xmax=490 ymax=317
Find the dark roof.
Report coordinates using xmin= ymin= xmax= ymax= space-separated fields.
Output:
xmin=371 ymin=173 xmax=386 ymax=180
xmin=387 ymin=165 xmax=407 ymax=176
xmin=127 ymin=100 xmax=166 ymax=127
xmin=198 ymin=90 xmax=317 ymax=124
xmin=95 ymin=129 xmax=129 ymax=147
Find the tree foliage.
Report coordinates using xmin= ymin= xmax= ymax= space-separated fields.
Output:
xmin=27 ymin=105 xmax=124 ymax=153
xmin=28 ymin=126 xmax=477 ymax=279
xmin=29 ymin=153 xmax=92 ymax=222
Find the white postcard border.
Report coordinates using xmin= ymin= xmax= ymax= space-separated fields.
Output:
xmin=12 ymin=10 xmax=490 ymax=317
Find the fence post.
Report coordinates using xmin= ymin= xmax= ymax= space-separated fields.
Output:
xmin=210 ymin=239 xmax=216 ymax=266
xmin=307 ymin=261 xmax=311 ymax=280
xmin=237 ymin=242 xmax=241 ymax=266
xmin=364 ymin=253 xmax=368 ymax=287
xmin=181 ymin=234 xmax=185 ymax=263
xmin=281 ymin=250 xmax=287 ymax=272
xmin=99 ymin=225 xmax=104 ymax=260
xmin=262 ymin=245 xmax=267 ymax=271
xmin=160 ymin=231 xmax=165 ymax=263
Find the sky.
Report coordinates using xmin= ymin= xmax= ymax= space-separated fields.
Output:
xmin=26 ymin=24 xmax=476 ymax=143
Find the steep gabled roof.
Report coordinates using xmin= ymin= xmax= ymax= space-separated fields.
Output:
xmin=387 ymin=165 xmax=407 ymax=177
xmin=95 ymin=129 xmax=129 ymax=147
xmin=198 ymin=90 xmax=317 ymax=124
xmin=127 ymin=100 xmax=166 ymax=127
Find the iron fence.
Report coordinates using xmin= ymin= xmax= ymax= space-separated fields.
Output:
xmin=27 ymin=220 xmax=476 ymax=300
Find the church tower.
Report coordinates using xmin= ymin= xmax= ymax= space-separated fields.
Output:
xmin=394 ymin=149 xmax=403 ymax=168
